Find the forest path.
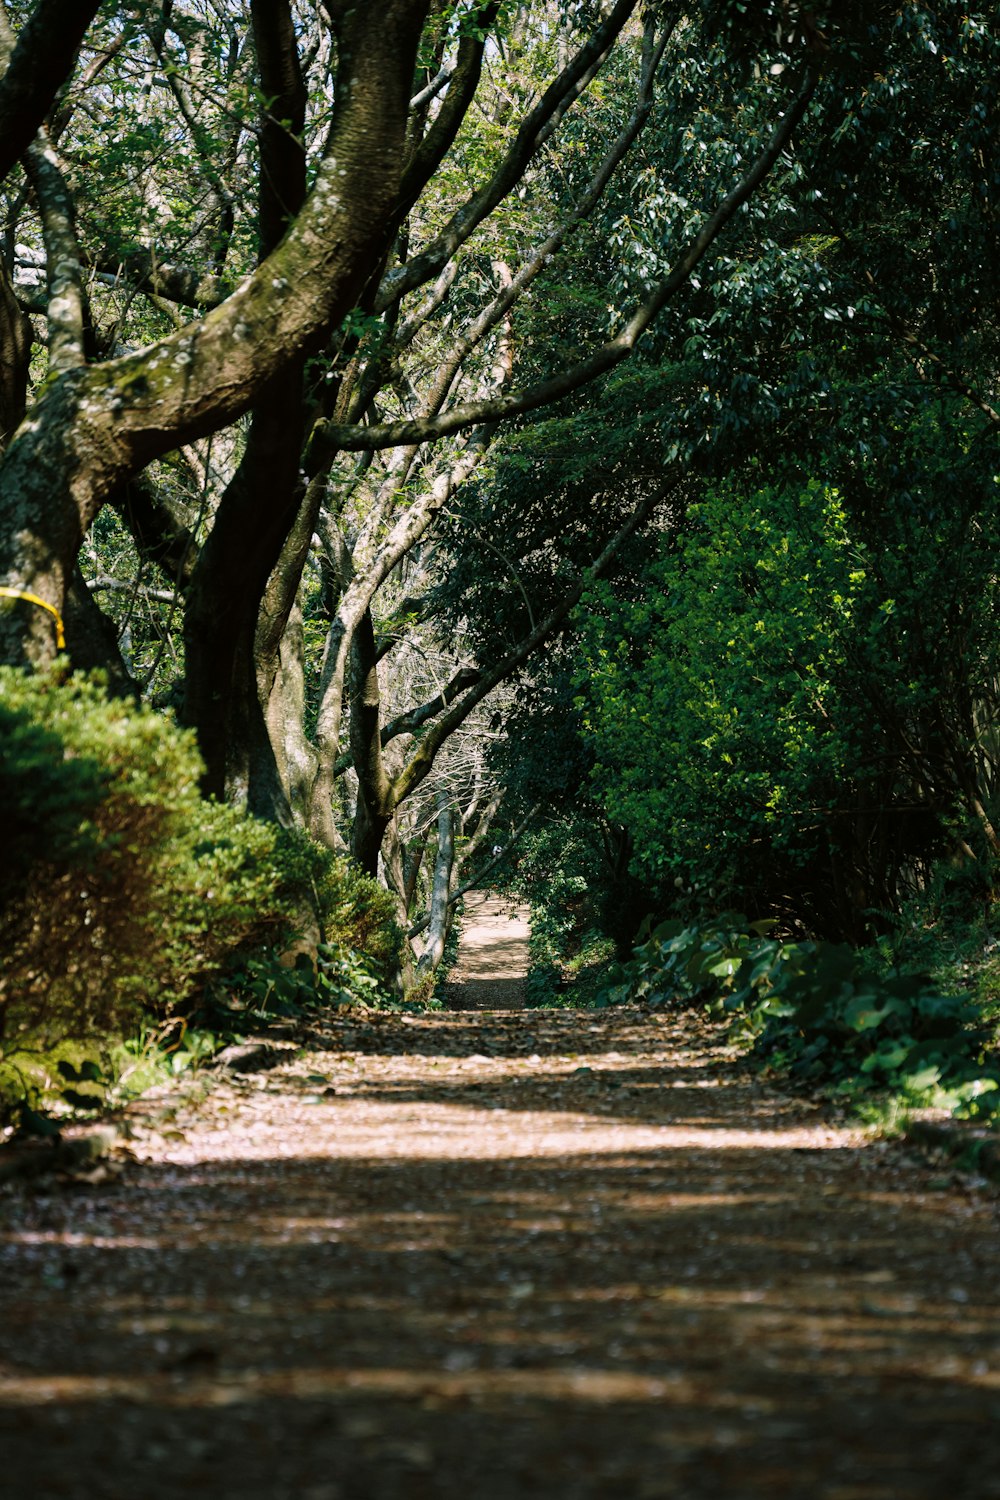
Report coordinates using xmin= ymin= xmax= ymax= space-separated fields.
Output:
xmin=1 ymin=1009 xmax=998 ymax=1500
xmin=442 ymin=889 xmax=532 ymax=1009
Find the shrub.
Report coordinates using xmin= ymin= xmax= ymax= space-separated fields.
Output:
xmin=600 ymin=911 xmax=1000 ymax=1118
xmin=261 ymin=828 xmax=402 ymax=987
xmin=0 ymin=666 xmax=403 ymax=1073
xmin=0 ymin=699 xmax=108 ymax=907
xmin=0 ymin=667 xmax=284 ymax=1050
xmin=305 ymin=840 xmax=402 ymax=986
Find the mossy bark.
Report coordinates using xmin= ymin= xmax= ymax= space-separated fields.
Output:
xmin=0 ymin=0 xmax=429 ymax=668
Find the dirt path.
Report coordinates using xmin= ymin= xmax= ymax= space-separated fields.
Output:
xmin=443 ymin=890 xmax=532 ymax=1009
xmin=2 ymin=1009 xmax=999 ymax=1499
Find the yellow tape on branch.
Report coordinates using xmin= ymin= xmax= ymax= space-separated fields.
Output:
xmin=0 ymin=587 xmax=66 ymax=649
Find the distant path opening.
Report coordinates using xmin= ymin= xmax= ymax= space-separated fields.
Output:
xmin=442 ymin=889 xmax=531 ymax=1010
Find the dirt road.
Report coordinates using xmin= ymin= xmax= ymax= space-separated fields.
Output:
xmin=443 ymin=890 xmax=532 ymax=1009
xmin=1 ymin=1009 xmax=998 ymax=1499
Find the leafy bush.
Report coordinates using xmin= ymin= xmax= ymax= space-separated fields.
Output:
xmin=259 ymin=828 xmax=402 ymax=986
xmin=0 ymin=666 xmax=402 ymax=1097
xmin=597 ymin=912 xmax=793 ymax=1009
xmin=576 ymin=450 xmax=1000 ymax=942
xmin=0 ymin=700 xmax=108 ymax=907
xmin=494 ymin=813 xmax=632 ymax=1004
xmin=0 ymin=666 xmax=291 ymax=1045
xmin=600 ymin=912 xmax=1000 ymax=1117
xmin=749 ymin=950 xmax=999 ymax=1115
xmin=311 ymin=851 xmax=402 ymax=987
xmin=227 ymin=942 xmax=386 ymax=1020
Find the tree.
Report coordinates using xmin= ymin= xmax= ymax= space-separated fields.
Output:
xmin=560 ymin=3 xmax=999 ymax=941
xmin=0 ymin=0 xmax=825 ymax=885
xmin=434 ymin=2 xmax=999 ymax=944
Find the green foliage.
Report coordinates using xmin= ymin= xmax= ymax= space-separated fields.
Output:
xmin=228 ymin=942 xmax=386 ymax=1020
xmin=263 ymin=827 xmax=403 ymax=989
xmin=578 ymin=479 xmax=863 ymax=928
xmin=1 ymin=664 xmax=230 ymax=1048
xmin=598 ymin=912 xmax=792 ymax=1009
xmin=0 ymin=697 xmax=108 ymax=909
xmin=317 ymin=857 xmax=403 ymax=988
xmin=0 ymin=668 xmax=403 ymax=1101
xmin=601 ymin=912 xmax=1000 ymax=1118
xmin=747 ymin=950 xmax=998 ymax=1117
xmin=577 ymin=447 xmax=1000 ymax=938
xmin=112 ymin=1024 xmax=218 ymax=1093
xmin=0 ymin=1022 xmax=219 ymax=1135
xmin=525 ymin=926 xmax=616 ymax=1009
xmin=0 ymin=1046 xmax=106 ymax=1136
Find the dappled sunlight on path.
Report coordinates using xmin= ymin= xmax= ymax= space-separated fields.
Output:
xmin=444 ymin=890 xmax=531 ymax=1009
xmin=1 ymin=1011 xmax=998 ymax=1498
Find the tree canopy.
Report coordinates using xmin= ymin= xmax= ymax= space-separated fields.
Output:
xmin=0 ymin=0 xmax=997 ymax=963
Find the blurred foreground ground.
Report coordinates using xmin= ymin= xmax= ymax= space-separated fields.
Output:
xmin=1 ymin=1007 xmax=998 ymax=1499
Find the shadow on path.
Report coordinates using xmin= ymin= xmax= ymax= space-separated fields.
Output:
xmin=1 ymin=1011 xmax=997 ymax=1499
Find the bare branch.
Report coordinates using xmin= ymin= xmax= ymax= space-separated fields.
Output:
xmin=410 ymin=61 xmax=453 ymax=111
xmin=397 ymin=4 xmax=502 ymax=217
xmin=87 ymin=574 xmax=178 ymax=604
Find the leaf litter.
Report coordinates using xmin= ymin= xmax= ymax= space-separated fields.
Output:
xmin=1 ymin=1006 xmax=998 ymax=1499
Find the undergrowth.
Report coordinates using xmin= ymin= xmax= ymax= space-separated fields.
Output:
xmin=598 ymin=911 xmax=1000 ymax=1123
xmin=0 ymin=665 xmax=404 ymax=1134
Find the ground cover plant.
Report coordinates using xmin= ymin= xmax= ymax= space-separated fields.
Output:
xmin=598 ymin=910 xmax=1000 ymax=1122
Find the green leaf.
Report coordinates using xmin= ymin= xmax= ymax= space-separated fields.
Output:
xmin=902 ymin=1064 xmax=942 ymax=1092
xmin=860 ymin=1040 xmax=911 ymax=1073
xmin=842 ymin=996 xmax=907 ymax=1032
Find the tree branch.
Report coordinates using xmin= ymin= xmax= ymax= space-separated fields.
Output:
xmin=388 ymin=485 xmax=664 ymax=812
xmin=333 ymin=664 xmax=481 ymax=776
xmin=0 ymin=259 xmax=31 ymax=449
xmin=0 ymin=0 xmax=432 ymax=666
xmin=0 ymin=0 xmax=103 ymax=188
xmin=374 ymin=0 xmax=641 ymax=313
xmin=96 ymin=248 xmax=234 ymax=311
xmin=23 ymin=126 xmax=87 ymax=373
xmin=313 ymin=69 xmax=818 ymax=457
xmin=396 ymin=4 xmax=502 ymax=219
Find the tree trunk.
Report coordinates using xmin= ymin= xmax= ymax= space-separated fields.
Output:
xmin=0 ymin=1 xmax=430 ymax=667
xmin=0 ymin=262 xmax=30 ymax=452
xmin=418 ymin=800 xmax=456 ymax=972
xmin=349 ymin=606 xmax=394 ymax=876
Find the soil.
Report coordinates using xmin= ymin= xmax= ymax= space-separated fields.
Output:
xmin=1 ymin=915 xmax=999 ymax=1499
xmin=442 ymin=890 xmax=532 ymax=1010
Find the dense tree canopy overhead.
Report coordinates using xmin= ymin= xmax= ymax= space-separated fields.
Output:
xmin=426 ymin=1 xmax=998 ymax=943
xmin=0 ymin=0 xmax=996 ymax=953
xmin=0 ymin=1 xmax=817 ymax=855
